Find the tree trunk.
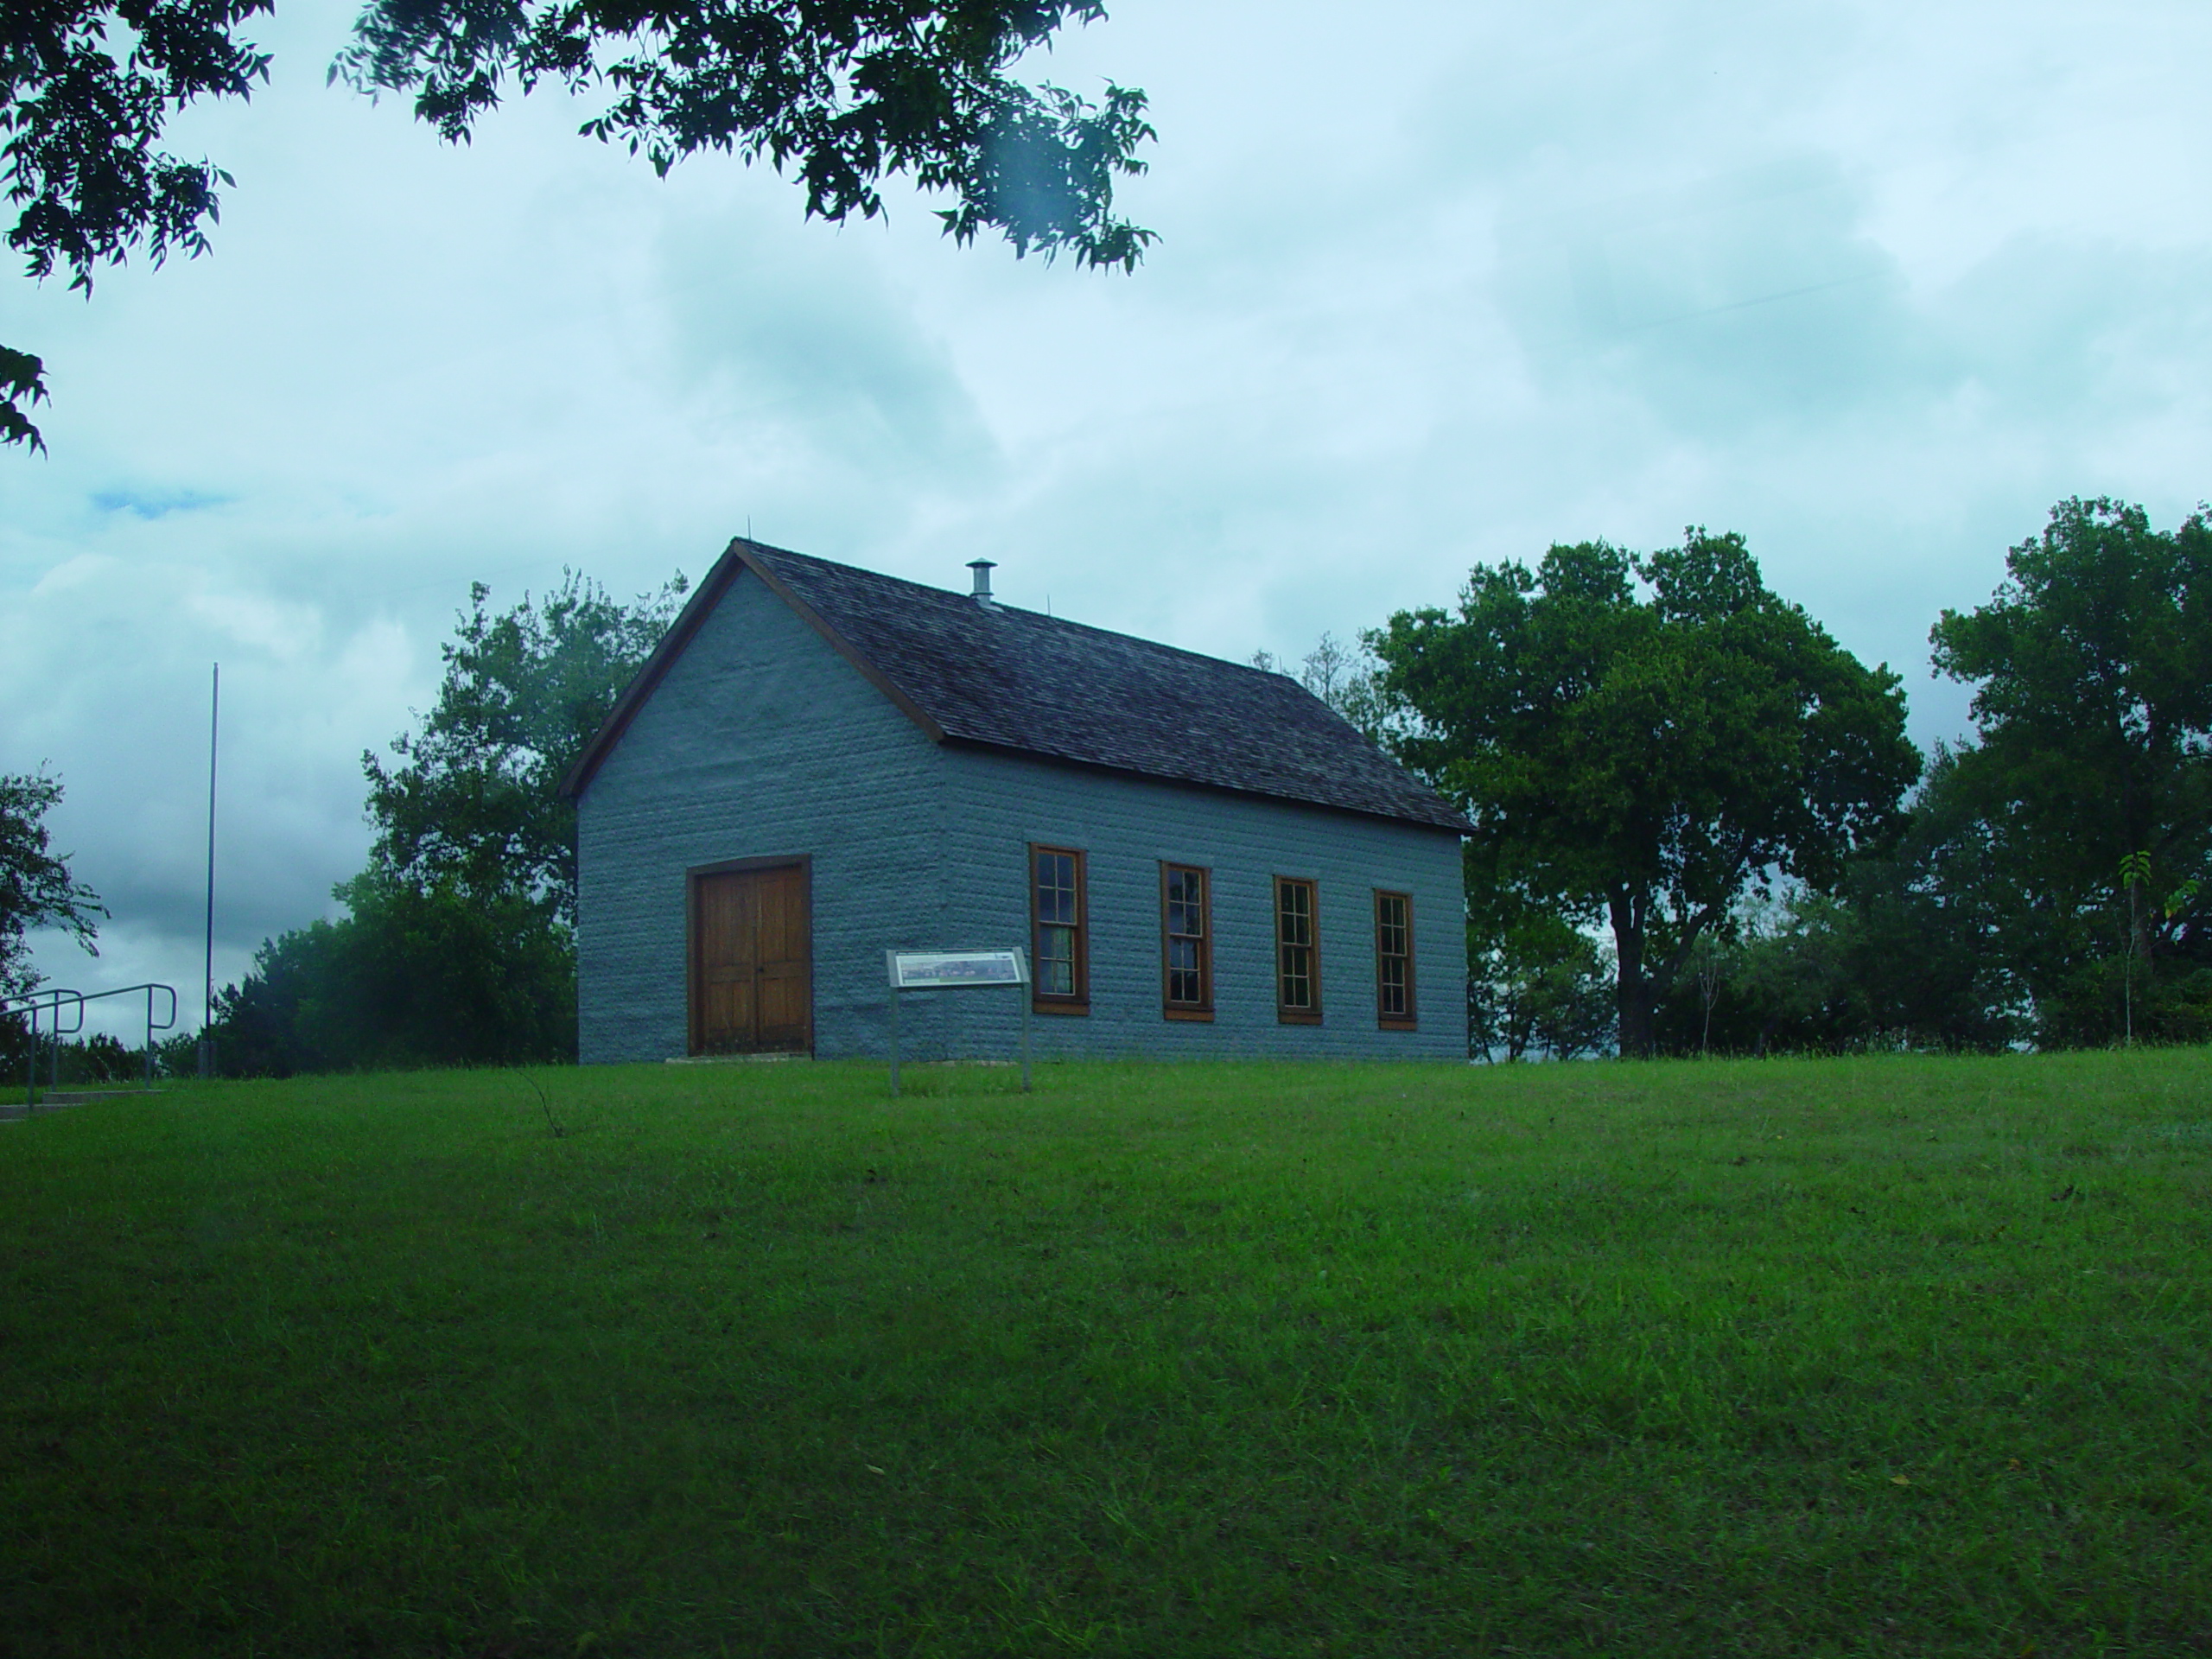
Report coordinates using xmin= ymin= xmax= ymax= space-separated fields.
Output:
xmin=1618 ymin=974 xmax=1657 ymax=1058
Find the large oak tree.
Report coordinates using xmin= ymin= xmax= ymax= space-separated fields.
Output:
xmin=361 ymin=567 xmax=689 ymax=928
xmin=4 ymin=0 xmax=1151 ymax=449
xmin=1928 ymin=497 xmax=2212 ymax=1040
xmin=1370 ymin=530 xmax=1919 ymax=1058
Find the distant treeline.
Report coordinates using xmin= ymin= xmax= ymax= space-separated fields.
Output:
xmin=194 ymin=572 xmax=688 ymax=1077
xmin=183 ymin=496 xmax=2210 ymax=1074
xmin=1298 ymin=497 xmax=2212 ymax=1060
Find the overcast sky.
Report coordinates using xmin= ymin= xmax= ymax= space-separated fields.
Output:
xmin=6 ymin=0 xmax=2209 ymax=1032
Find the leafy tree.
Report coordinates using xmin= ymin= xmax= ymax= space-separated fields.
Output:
xmin=5 ymin=2 xmax=1151 ymax=451
xmin=1253 ymin=631 xmax=1408 ymax=750
xmin=208 ymin=869 xmax=575 ymax=1074
xmin=1929 ymin=498 xmax=2212 ymax=1044
xmin=1677 ymin=923 xmax=1738 ymax=1058
xmin=3 ymin=0 xmax=275 ymax=449
xmin=205 ymin=569 xmax=679 ymax=1071
xmin=1821 ymin=804 xmax=2023 ymax=1051
xmin=336 ymin=0 xmax=1155 ymax=269
xmin=1712 ymin=893 xmax=1851 ymax=1052
xmin=202 ymin=919 xmax=342 ymax=1077
xmin=365 ymin=569 xmax=689 ymax=927
xmin=1371 ymin=530 xmax=1920 ymax=1057
xmin=2 ymin=345 xmax=50 ymax=450
xmin=2 ymin=1027 xmax=142 ymax=1084
xmin=1649 ymin=765 xmax=2024 ymax=1057
xmin=0 ymin=769 xmax=105 ymax=1004
xmin=1466 ymin=898 xmax=1613 ymax=1062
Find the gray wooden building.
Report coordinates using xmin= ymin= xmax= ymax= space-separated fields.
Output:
xmin=561 ymin=539 xmax=1471 ymax=1063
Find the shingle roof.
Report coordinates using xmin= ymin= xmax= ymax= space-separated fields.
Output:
xmin=563 ymin=539 xmax=1471 ymax=833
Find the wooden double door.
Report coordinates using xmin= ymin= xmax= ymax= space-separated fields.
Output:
xmin=690 ymin=861 xmax=811 ymax=1055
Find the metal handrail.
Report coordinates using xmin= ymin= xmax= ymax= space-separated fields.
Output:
xmin=0 ymin=986 xmax=84 ymax=1019
xmin=5 ymin=988 xmax=81 ymax=1110
xmin=6 ymin=982 xmax=177 ymax=1110
xmin=80 ymin=982 xmax=181 ymax=1090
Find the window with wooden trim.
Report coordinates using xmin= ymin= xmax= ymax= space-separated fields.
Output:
xmin=1161 ymin=862 xmax=1212 ymax=1019
xmin=1375 ymin=890 xmax=1416 ymax=1029
xmin=1274 ymin=875 xmax=1321 ymax=1022
xmin=1030 ymin=845 xmax=1088 ymax=1011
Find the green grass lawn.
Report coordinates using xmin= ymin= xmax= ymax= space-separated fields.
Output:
xmin=4 ymin=1052 xmax=2210 ymax=1657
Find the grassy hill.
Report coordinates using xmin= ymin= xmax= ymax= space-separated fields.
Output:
xmin=4 ymin=1052 xmax=2209 ymax=1656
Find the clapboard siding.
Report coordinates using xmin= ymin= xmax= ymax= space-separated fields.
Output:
xmin=921 ymin=746 xmax=1465 ymax=1060
xmin=576 ymin=569 xmax=945 ymax=1064
xmin=576 ymin=562 xmax=1468 ymax=1064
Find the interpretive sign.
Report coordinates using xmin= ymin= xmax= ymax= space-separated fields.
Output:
xmin=883 ymin=947 xmax=1031 ymax=1096
xmin=886 ymin=949 xmax=1027 ymax=989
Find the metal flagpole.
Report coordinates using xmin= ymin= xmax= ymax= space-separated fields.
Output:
xmin=198 ymin=664 xmax=218 ymax=1078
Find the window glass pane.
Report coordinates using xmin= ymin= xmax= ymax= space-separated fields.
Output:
xmin=1163 ymin=865 xmax=1208 ymax=1007
xmin=1378 ymin=893 xmax=1408 ymax=957
xmin=1169 ymin=938 xmax=1199 ymax=1004
xmin=1167 ymin=868 xmax=1203 ymax=932
xmin=1039 ymin=925 xmax=1076 ymax=995
xmin=1033 ymin=849 xmax=1083 ymax=999
xmin=1376 ymin=892 xmax=1411 ymax=1020
xmin=1169 ymin=883 xmax=1201 ymax=937
xmin=1036 ymin=852 xmax=1076 ymax=925
xmin=1277 ymin=879 xmax=1316 ymax=1010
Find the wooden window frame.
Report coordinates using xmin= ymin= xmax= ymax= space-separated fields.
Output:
xmin=1029 ymin=843 xmax=1089 ymax=1014
xmin=1374 ymin=888 xmax=1417 ymax=1031
xmin=685 ymin=854 xmax=814 ymax=1057
xmin=1274 ymin=874 xmax=1323 ymax=1025
xmin=1160 ymin=861 xmax=1214 ymax=1021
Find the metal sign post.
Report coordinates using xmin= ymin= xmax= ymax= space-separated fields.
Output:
xmin=884 ymin=948 xmax=1032 ymax=1097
